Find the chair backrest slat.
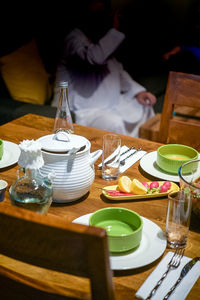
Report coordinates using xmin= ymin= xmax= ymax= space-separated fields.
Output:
xmin=159 ymin=71 xmax=200 ymax=150
xmin=0 ymin=205 xmax=115 ymax=300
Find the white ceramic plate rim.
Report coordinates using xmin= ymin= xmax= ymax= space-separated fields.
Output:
xmin=140 ymin=151 xmax=180 ymax=182
xmin=140 ymin=151 xmax=200 ymax=182
xmin=73 ymin=213 xmax=167 ymax=270
xmin=0 ymin=141 xmax=20 ymax=168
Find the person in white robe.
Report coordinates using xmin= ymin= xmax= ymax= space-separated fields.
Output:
xmin=51 ymin=0 xmax=156 ymax=137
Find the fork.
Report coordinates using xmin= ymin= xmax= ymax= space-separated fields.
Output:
xmin=120 ymin=148 xmax=142 ymax=166
xmin=145 ymin=248 xmax=185 ymax=300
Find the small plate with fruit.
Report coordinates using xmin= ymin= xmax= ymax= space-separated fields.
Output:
xmin=102 ymin=176 xmax=179 ymax=201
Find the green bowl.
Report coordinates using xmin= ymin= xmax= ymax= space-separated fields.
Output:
xmin=89 ymin=207 xmax=143 ymax=253
xmin=157 ymin=144 xmax=198 ymax=174
xmin=0 ymin=139 xmax=3 ymax=160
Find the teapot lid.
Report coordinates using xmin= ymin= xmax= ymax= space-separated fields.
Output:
xmin=37 ymin=133 xmax=88 ymax=153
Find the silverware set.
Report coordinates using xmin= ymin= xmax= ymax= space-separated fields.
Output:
xmin=99 ymin=146 xmax=141 ymax=169
xmin=163 ymin=256 xmax=199 ymax=299
xmin=120 ymin=146 xmax=135 ymax=157
xmin=120 ymin=147 xmax=142 ymax=166
xmin=145 ymin=248 xmax=199 ymax=300
xmin=146 ymin=248 xmax=185 ymax=300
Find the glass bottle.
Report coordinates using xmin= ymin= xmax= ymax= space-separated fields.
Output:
xmin=9 ymin=140 xmax=53 ymax=214
xmin=10 ymin=168 xmax=53 ymax=214
xmin=53 ymin=81 xmax=74 ymax=134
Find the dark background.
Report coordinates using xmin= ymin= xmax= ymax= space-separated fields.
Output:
xmin=1 ymin=0 xmax=198 ymax=75
xmin=0 ymin=0 xmax=199 ymax=124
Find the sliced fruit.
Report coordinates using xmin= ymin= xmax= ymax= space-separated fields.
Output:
xmin=131 ymin=178 xmax=148 ymax=195
xmin=118 ymin=176 xmax=132 ymax=193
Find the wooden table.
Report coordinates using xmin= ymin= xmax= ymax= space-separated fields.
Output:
xmin=0 ymin=114 xmax=199 ymax=300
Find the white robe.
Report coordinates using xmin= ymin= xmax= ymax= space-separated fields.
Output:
xmin=52 ymin=28 xmax=154 ymax=137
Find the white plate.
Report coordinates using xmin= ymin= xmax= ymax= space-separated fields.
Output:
xmin=73 ymin=213 xmax=167 ymax=270
xmin=0 ymin=141 xmax=20 ymax=168
xmin=140 ymin=151 xmax=180 ymax=182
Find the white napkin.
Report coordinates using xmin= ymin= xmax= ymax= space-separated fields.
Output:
xmin=136 ymin=251 xmax=200 ymax=300
xmin=98 ymin=145 xmax=146 ymax=173
xmin=119 ymin=146 xmax=146 ymax=173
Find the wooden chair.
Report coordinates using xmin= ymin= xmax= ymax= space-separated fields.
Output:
xmin=139 ymin=71 xmax=200 ymax=150
xmin=0 ymin=205 xmax=114 ymax=300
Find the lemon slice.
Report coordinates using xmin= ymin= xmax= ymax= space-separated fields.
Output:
xmin=118 ymin=176 xmax=132 ymax=193
xmin=131 ymin=179 xmax=147 ymax=195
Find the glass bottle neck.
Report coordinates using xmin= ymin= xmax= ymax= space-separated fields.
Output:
xmin=53 ymin=85 xmax=74 ymax=134
xmin=59 ymin=87 xmax=68 ymax=109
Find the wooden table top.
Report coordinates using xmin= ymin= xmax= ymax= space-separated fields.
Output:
xmin=0 ymin=114 xmax=199 ymax=300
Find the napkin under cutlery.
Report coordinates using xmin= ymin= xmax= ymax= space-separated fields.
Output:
xmin=98 ymin=145 xmax=146 ymax=173
xmin=136 ymin=251 xmax=200 ymax=300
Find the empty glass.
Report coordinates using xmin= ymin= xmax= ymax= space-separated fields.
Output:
xmin=102 ymin=134 xmax=121 ymax=180
xmin=166 ymin=191 xmax=192 ymax=248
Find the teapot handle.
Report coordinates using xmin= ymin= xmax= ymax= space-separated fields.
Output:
xmin=90 ymin=149 xmax=102 ymax=166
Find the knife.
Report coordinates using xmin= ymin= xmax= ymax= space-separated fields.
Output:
xmin=163 ymin=257 xmax=200 ymax=299
xmin=98 ymin=146 xmax=134 ymax=169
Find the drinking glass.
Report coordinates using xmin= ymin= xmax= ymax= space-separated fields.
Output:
xmin=178 ymin=159 xmax=200 ymax=218
xmin=102 ymin=134 xmax=121 ymax=180
xmin=166 ymin=190 xmax=192 ymax=248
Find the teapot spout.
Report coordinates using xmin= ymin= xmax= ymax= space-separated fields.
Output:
xmin=90 ymin=150 xmax=102 ymax=166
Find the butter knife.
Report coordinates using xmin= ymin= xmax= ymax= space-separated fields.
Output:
xmin=98 ymin=146 xmax=134 ymax=169
xmin=163 ymin=257 xmax=200 ymax=299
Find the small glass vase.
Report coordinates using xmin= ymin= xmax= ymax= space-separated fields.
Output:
xmin=9 ymin=168 xmax=53 ymax=214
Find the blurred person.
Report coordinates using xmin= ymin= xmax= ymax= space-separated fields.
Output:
xmin=162 ymin=1 xmax=200 ymax=75
xmin=163 ymin=45 xmax=200 ymax=75
xmin=51 ymin=0 xmax=156 ymax=137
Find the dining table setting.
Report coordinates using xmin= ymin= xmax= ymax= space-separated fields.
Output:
xmin=0 ymin=113 xmax=200 ymax=300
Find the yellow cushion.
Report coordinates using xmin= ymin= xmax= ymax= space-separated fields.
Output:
xmin=0 ymin=39 xmax=52 ymax=105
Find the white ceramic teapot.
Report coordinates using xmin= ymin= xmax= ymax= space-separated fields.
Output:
xmin=37 ymin=132 xmax=102 ymax=203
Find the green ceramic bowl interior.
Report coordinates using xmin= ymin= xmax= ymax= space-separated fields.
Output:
xmin=157 ymin=144 xmax=198 ymax=175
xmin=89 ymin=207 xmax=143 ymax=253
xmin=0 ymin=139 xmax=3 ymax=160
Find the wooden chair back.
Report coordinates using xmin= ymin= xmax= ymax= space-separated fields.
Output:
xmin=0 ymin=205 xmax=114 ymax=300
xmin=159 ymin=71 xmax=200 ymax=150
